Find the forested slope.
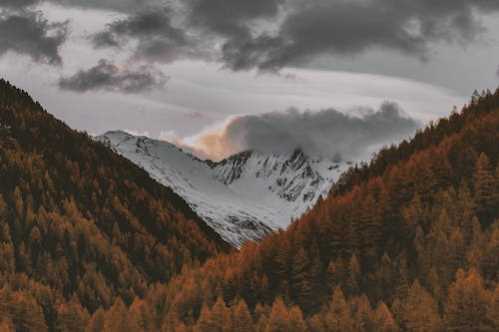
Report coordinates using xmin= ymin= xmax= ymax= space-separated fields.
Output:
xmin=0 ymin=79 xmax=229 ymax=331
xmin=2 ymin=79 xmax=499 ymax=331
xmin=100 ymin=89 xmax=499 ymax=331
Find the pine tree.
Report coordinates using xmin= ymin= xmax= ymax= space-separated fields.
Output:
xmin=473 ymin=153 xmax=499 ymax=223
xmin=288 ymin=306 xmax=307 ymax=332
xmin=0 ymin=221 xmax=14 ymax=273
xmin=56 ymin=297 xmax=90 ymax=332
xmin=195 ymin=304 xmax=213 ymax=332
xmin=86 ymin=309 xmax=105 ymax=332
xmin=456 ymin=182 xmax=476 ymax=243
xmin=291 ymin=248 xmax=313 ymax=311
xmin=323 ymin=287 xmax=354 ymax=332
xmin=350 ymin=294 xmax=374 ymax=332
xmin=8 ymin=291 xmax=48 ymax=332
xmin=429 ymin=209 xmax=451 ymax=285
xmin=403 ymin=193 xmax=425 ymax=231
xmin=128 ymin=298 xmax=154 ymax=332
xmin=232 ymin=299 xmax=254 ymax=332
xmin=264 ymin=298 xmax=290 ymax=332
xmin=345 ymin=254 xmax=361 ymax=296
xmin=445 ymin=269 xmax=491 ymax=331
xmin=307 ymin=314 xmax=325 ymax=332
xmin=195 ymin=297 xmax=229 ymax=332
xmin=104 ymin=298 xmax=141 ymax=332
xmin=372 ymin=302 xmax=398 ymax=332
xmin=449 ymin=227 xmax=465 ymax=267
xmin=210 ymin=297 xmax=231 ymax=332
xmin=488 ymin=285 xmax=499 ymax=329
xmin=401 ymin=280 xmax=441 ymax=332
xmin=358 ymin=193 xmax=383 ymax=261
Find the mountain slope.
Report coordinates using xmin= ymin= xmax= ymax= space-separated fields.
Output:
xmin=99 ymin=89 xmax=499 ymax=331
xmin=97 ymin=131 xmax=349 ymax=246
xmin=0 ymin=79 xmax=229 ymax=327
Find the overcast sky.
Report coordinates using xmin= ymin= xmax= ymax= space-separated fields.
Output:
xmin=1 ymin=0 xmax=498 ymax=160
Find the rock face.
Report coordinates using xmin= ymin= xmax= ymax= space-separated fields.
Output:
xmin=97 ymin=131 xmax=350 ymax=247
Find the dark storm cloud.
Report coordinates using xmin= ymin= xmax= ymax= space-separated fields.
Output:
xmin=222 ymin=0 xmax=499 ymax=70
xmin=194 ymin=102 xmax=420 ymax=160
xmin=0 ymin=10 xmax=68 ymax=65
xmin=0 ymin=0 xmax=39 ymax=8
xmin=50 ymin=0 xmax=162 ymax=13
xmin=85 ymin=0 xmax=499 ymax=71
xmin=89 ymin=0 xmax=284 ymax=64
xmin=93 ymin=8 xmax=197 ymax=63
xmin=187 ymin=0 xmax=282 ymax=37
xmin=58 ymin=59 xmax=167 ymax=94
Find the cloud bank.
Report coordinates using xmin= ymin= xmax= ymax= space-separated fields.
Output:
xmin=92 ymin=8 xmax=201 ymax=63
xmin=58 ymin=59 xmax=167 ymax=94
xmin=2 ymin=0 xmax=499 ymax=95
xmin=187 ymin=102 xmax=420 ymax=161
xmin=0 ymin=4 xmax=68 ymax=65
xmin=86 ymin=0 xmax=499 ymax=72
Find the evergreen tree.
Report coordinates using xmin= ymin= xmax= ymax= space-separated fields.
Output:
xmin=323 ymin=287 xmax=354 ymax=332
xmin=264 ymin=298 xmax=290 ymax=332
xmin=291 ymin=248 xmax=313 ymax=311
xmin=345 ymin=254 xmax=361 ymax=296
xmin=350 ymin=295 xmax=374 ymax=332
xmin=104 ymin=298 xmax=141 ymax=332
xmin=473 ymin=153 xmax=499 ymax=223
xmin=288 ymin=306 xmax=307 ymax=332
xmin=372 ymin=302 xmax=398 ymax=332
xmin=401 ymin=280 xmax=441 ymax=332
xmin=195 ymin=297 xmax=229 ymax=332
xmin=232 ymin=299 xmax=254 ymax=332
xmin=488 ymin=285 xmax=499 ymax=329
xmin=56 ymin=298 xmax=90 ymax=332
xmin=445 ymin=269 xmax=492 ymax=331
xmin=86 ymin=309 xmax=106 ymax=332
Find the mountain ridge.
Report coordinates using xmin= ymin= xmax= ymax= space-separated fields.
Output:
xmin=97 ymin=130 xmax=350 ymax=246
xmin=0 ymin=79 xmax=229 ymax=329
xmin=110 ymin=88 xmax=499 ymax=331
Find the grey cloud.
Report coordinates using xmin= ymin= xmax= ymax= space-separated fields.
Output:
xmin=0 ymin=10 xmax=68 ymax=65
xmin=0 ymin=0 xmax=39 ymax=8
xmin=93 ymin=8 xmax=200 ymax=63
xmin=187 ymin=0 xmax=282 ymax=38
xmin=50 ymin=0 xmax=162 ymax=13
xmin=222 ymin=0 xmax=499 ymax=70
xmin=86 ymin=0 xmax=499 ymax=71
xmin=194 ymin=102 xmax=420 ymax=161
xmin=90 ymin=0 xmax=283 ymax=64
xmin=58 ymin=59 xmax=168 ymax=94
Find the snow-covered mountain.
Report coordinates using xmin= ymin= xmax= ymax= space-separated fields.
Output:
xmin=97 ymin=131 xmax=350 ymax=247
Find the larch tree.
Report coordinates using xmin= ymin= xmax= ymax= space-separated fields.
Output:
xmin=401 ymin=280 xmax=441 ymax=332
xmin=264 ymin=298 xmax=290 ymax=332
xmin=445 ymin=269 xmax=492 ymax=331
xmin=323 ymin=287 xmax=354 ymax=332
xmin=55 ymin=297 xmax=90 ymax=332
xmin=232 ymin=299 xmax=254 ymax=332
xmin=473 ymin=153 xmax=499 ymax=224
xmin=103 ymin=298 xmax=141 ymax=332
xmin=372 ymin=302 xmax=398 ymax=332
xmin=488 ymin=285 xmax=499 ymax=329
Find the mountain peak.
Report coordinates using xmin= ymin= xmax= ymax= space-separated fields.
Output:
xmin=96 ymin=132 xmax=350 ymax=246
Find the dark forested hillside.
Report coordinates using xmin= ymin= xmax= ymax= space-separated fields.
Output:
xmin=2 ymin=80 xmax=499 ymax=331
xmin=87 ymin=89 xmax=499 ymax=332
xmin=0 ymin=80 xmax=229 ymax=331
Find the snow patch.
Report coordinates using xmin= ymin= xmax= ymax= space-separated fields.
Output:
xmin=97 ymin=130 xmax=350 ymax=247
